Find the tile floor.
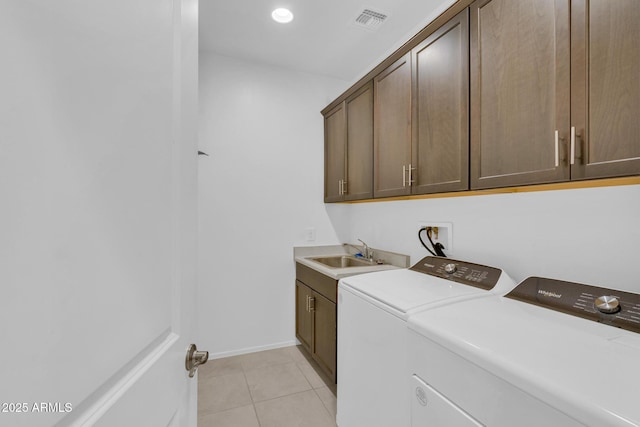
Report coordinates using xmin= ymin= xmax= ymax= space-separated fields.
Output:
xmin=198 ymin=345 xmax=337 ymax=427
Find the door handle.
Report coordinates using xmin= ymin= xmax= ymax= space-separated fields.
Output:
xmin=185 ymin=344 xmax=209 ymax=378
xmin=554 ymin=130 xmax=560 ymax=167
xmin=570 ymin=126 xmax=582 ymax=165
xmin=570 ymin=127 xmax=576 ymax=165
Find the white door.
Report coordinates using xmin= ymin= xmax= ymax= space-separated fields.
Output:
xmin=0 ymin=1 xmax=200 ymax=426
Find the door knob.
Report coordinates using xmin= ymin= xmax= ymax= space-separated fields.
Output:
xmin=185 ymin=344 xmax=209 ymax=378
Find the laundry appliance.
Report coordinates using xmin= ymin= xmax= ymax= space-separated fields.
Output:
xmin=336 ymin=256 xmax=516 ymax=427
xmin=408 ymin=276 xmax=640 ymax=426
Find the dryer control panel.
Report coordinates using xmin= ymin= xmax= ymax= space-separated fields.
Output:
xmin=506 ymin=277 xmax=640 ymax=334
xmin=410 ymin=256 xmax=503 ymax=291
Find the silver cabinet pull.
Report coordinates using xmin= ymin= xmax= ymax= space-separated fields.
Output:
xmin=309 ymin=297 xmax=315 ymax=312
xmin=342 ymin=180 xmax=347 ymax=195
xmin=185 ymin=344 xmax=209 ymax=378
xmin=402 ymin=165 xmax=407 ymax=187
xmin=306 ymin=295 xmax=310 ymax=312
xmin=338 ymin=180 xmax=342 ymax=196
xmin=554 ymin=130 xmax=560 ymax=167
xmin=570 ymin=126 xmax=576 ymax=165
xmin=408 ymin=163 xmax=415 ymax=185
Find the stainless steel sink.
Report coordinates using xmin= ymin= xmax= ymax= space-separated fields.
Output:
xmin=309 ymin=255 xmax=375 ymax=268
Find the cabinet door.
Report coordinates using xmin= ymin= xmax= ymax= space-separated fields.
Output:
xmin=412 ymin=10 xmax=469 ymax=195
xmin=374 ymin=53 xmax=412 ymax=198
xmin=570 ymin=0 xmax=640 ymax=180
xmin=311 ymin=290 xmax=337 ymax=381
xmin=470 ymin=0 xmax=571 ymax=189
xmin=345 ymin=82 xmax=374 ymax=201
xmin=295 ymin=281 xmax=313 ymax=352
xmin=324 ymin=103 xmax=346 ymax=202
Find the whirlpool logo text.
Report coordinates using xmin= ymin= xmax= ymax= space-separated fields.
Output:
xmin=538 ymin=289 xmax=562 ymax=299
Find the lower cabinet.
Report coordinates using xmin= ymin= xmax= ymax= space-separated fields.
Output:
xmin=295 ymin=281 xmax=313 ymax=351
xmin=295 ymin=264 xmax=337 ymax=383
xmin=310 ymin=290 xmax=336 ymax=380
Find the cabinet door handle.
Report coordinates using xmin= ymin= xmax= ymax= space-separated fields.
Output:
xmin=408 ymin=163 xmax=415 ymax=185
xmin=309 ymin=297 xmax=315 ymax=312
xmin=342 ymin=180 xmax=347 ymax=195
xmin=570 ymin=126 xmax=576 ymax=165
xmin=554 ymin=130 xmax=560 ymax=167
xmin=570 ymin=127 xmax=583 ymax=165
xmin=338 ymin=179 xmax=342 ymax=196
xmin=402 ymin=165 xmax=406 ymax=187
xmin=306 ymin=295 xmax=310 ymax=312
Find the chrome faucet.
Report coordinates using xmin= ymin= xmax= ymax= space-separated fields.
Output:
xmin=344 ymin=243 xmax=361 ymax=254
xmin=358 ymin=239 xmax=372 ymax=260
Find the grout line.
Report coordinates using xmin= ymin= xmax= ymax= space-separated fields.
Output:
xmin=200 ymin=345 xmax=338 ymax=425
xmin=241 ymin=347 xmax=313 ymax=406
xmin=252 ymin=388 xmax=317 ymax=406
xmin=312 ymin=387 xmax=336 ymax=421
xmin=239 ymin=365 xmax=264 ymax=427
xmin=238 ymin=347 xmax=298 ymax=373
xmin=252 ymin=402 xmax=262 ymax=427
xmin=241 ymin=359 xmax=296 ymax=375
xmin=197 ymin=371 xmax=254 ymax=417
xmin=247 ymin=368 xmax=314 ymax=404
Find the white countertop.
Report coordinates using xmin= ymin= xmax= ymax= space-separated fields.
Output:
xmin=293 ymin=245 xmax=410 ymax=280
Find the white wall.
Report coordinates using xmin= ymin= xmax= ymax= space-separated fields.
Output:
xmin=337 ymin=183 xmax=640 ymax=293
xmin=198 ymin=53 xmax=349 ymax=357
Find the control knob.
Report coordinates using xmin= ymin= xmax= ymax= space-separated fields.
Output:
xmin=594 ymin=296 xmax=621 ymax=314
xmin=444 ymin=263 xmax=457 ymax=274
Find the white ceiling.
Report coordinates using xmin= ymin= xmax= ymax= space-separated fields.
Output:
xmin=199 ymin=0 xmax=454 ymax=83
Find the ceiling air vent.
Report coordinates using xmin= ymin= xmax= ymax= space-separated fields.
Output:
xmin=353 ymin=8 xmax=388 ymax=31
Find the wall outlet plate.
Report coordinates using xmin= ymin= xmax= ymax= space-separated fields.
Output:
xmin=304 ymin=227 xmax=316 ymax=242
xmin=418 ymin=222 xmax=453 ymax=253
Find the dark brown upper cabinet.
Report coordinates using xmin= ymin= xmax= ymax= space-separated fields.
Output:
xmin=323 ymin=83 xmax=373 ymax=202
xmin=570 ymin=0 xmax=640 ymax=180
xmin=373 ymin=11 xmax=469 ymax=198
xmin=471 ymin=0 xmax=640 ymax=189
xmin=411 ymin=10 xmax=469 ymax=194
xmin=374 ymin=53 xmax=413 ymax=198
xmin=345 ymin=83 xmax=374 ymax=200
xmin=324 ymin=103 xmax=346 ymax=202
xmin=324 ymin=0 xmax=639 ymax=201
xmin=470 ymin=0 xmax=571 ymax=189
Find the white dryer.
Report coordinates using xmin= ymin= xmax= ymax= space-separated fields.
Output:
xmin=337 ymin=256 xmax=516 ymax=427
xmin=408 ymin=276 xmax=640 ymax=426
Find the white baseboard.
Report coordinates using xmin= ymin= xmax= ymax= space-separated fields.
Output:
xmin=207 ymin=339 xmax=298 ymax=360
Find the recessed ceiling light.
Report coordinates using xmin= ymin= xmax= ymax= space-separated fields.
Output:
xmin=271 ymin=8 xmax=294 ymax=24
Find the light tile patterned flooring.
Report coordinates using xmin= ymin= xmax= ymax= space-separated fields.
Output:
xmin=198 ymin=345 xmax=337 ymax=427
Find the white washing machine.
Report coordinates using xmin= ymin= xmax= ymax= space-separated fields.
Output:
xmin=408 ymin=276 xmax=640 ymax=426
xmin=336 ymin=256 xmax=516 ymax=427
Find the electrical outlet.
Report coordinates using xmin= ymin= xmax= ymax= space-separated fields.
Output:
xmin=305 ymin=227 xmax=316 ymax=242
xmin=418 ymin=222 xmax=453 ymax=253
